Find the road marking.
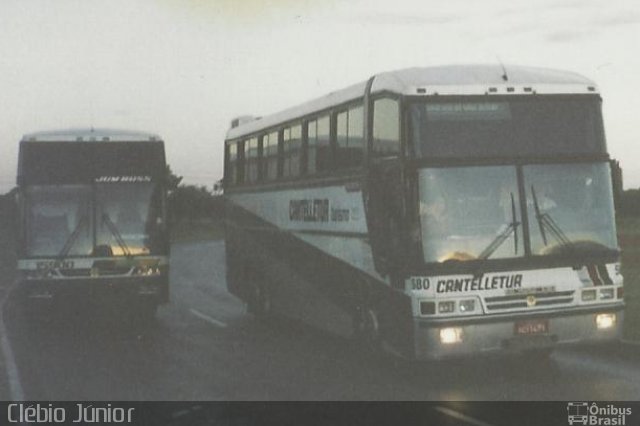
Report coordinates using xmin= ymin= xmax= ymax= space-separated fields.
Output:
xmin=0 ymin=281 xmax=25 ymax=400
xmin=189 ymin=308 xmax=227 ymax=328
xmin=435 ymin=406 xmax=495 ymax=426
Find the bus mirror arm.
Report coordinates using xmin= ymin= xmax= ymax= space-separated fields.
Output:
xmin=610 ymin=159 xmax=623 ymax=210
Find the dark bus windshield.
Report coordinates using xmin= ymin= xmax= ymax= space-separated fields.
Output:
xmin=410 ymin=97 xmax=606 ymax=158
xmin=25 ymin=183 xmax=163 ymax=257
xmin=418 ymin=162 xmax=617 ymax=264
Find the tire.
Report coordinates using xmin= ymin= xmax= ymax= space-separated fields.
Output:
xmin=353 ymin=304 xmax=382 ymax=353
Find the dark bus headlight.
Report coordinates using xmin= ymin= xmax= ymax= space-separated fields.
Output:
xmin=420 ymin=301 xmax=435 ymax=315
xmin=581 ymin=289 xmax=597 ymax=302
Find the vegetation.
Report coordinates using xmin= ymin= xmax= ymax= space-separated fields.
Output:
xmin=165 ymin=165 xmax=224 ymax=242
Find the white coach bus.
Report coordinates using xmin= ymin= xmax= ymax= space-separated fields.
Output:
xmin=223 ymin=65 xmax=624 ymax=360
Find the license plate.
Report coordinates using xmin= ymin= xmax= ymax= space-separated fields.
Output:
xmin=514 ymin=319 xmax=549 ymax=335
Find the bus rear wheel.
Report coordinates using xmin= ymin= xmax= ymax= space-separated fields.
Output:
xmin=248 ymin=283 xmax=272 ymax=319
xmin=353 ymin=305 xmax=382 ymax=353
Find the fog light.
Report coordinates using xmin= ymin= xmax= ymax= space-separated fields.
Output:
xmin=459 ymin=299 xmax=476 ymax=313
xmin=582 ymin=289 xmax=596 ymax=302
xmin=596 ymin=313 xmax=616 ymax=330
xmin=438 ymin=301 xmax=455 ymax=314
xmin=599 ymin=288 xmax=614 ymax=300
xmin=440 ymin=327 xmax=463 ymax=344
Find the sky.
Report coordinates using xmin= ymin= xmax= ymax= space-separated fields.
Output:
xmin=0 ymin=0 xmax=638 ymax=193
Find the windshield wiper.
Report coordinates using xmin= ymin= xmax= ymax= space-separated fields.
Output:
xmin=531 ymin=185 xmax=572 ymax=248
xmin=101 ymin=213 xmax=131 ymax=257
xmin=479 ymin=192 xmax=520 ymax=260
xmin=58 ymin=214 xmax=88 ymax=260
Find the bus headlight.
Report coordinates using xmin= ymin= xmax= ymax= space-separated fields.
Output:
xmin=133 ymin=266 xmax=161 ymax=276
xmin=459 ymin=299 xmax=476 ymax=313
xmin=595 ymin=313 xmax=616 ymax=330
xmin=599 ymin=288 xmax=614 ymax=300
xmin=581 ymin=289 xmax=597 ymax=302
xmin=440 ymin=327 xmax=463 ymax=344
xmin=438 ymin=301 xmax=455 ymax=314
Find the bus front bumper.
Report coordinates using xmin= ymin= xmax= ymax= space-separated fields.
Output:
xmin=412 ymin=305 xmax=624 ymax=360
xmin=17 ymin=275 xmax=169 ymax=305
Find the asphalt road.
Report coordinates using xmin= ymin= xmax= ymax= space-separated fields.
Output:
xmin=1 ymin=240 xmax=639 ymax=402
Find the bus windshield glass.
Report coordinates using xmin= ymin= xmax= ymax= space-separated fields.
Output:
xmin=26 ymin=185 xmax=93 ymax=257
xmin=419 ymin=166 xmax=524 ymax=263
xmin=410 ymin=97 xmax=605 ymax=158
xmin=418 ymin=162 xmax=617 ymax=264
xmin=95 ymin=183 xmax=161 ymax=256
xmin=25 ymin=183 xmax=162 ymax=257
xmin=523 ymin=162 xmax=617 ymax=256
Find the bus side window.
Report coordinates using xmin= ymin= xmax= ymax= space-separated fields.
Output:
xmin=244 ymin=137 xmax=258 ymax=183
xmin=283 ymin=124 xmax=302 ymax=178
xmin=308 ymin=115 xmax=331 ymax=174
xmin=336 ymin=105 xmax=364 ymax=169
xmin=264 ymin=131 xmax=279 ymax=180
xmin=372 ymin=98 xmax=400 ymax=157
xmin=226 ymin=142 xmax=238 ymax=186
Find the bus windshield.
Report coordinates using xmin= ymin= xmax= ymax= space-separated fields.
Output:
xmin=95 ymin=183 xmax=161 ymax=256
xmin=26 ymin=185 xmax=93 ymax=257
xmin=418 ymin=162 xmax=617 ymax=263
xmin=419 ymin=166 xmax=524 ymax=263
xmin=523 ymin=162 xmax=617 ymax=256
xmin=410 ymin=97 xmax=606 ymax=158
xmin=25 ymin=183 xmax=162 ymax=257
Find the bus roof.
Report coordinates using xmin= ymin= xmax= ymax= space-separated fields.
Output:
xmin=226 ymin=64 xmax=598 ymax=141
xmin=21 ymin=128 xmax=162 ymax=143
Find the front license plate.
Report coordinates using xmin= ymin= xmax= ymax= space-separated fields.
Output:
xmin=514 ymin=319 xmax=549 ymax=335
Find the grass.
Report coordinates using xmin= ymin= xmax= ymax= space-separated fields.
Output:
xmin=617 ymin=217 xmax=640 ymax=342
xmin=170 ymin=218 xmax=225 ymax=243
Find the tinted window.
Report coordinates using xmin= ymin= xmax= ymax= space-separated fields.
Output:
xmin=336 ymin=105 xmax=364 ymax=169
xmin=227 ymin=143 xmax=238 ymax=185
xmin=308 ymin=115 xmax=331 ymax=173
xmin=244 ymin=137 xmax=258 ymax=183
xmin=264 ymin=132 xmax=279 ymax=180
xmin=410 ymin=97 xmax=606 ymax=158
xmin=373 ymin=98 xmax=400 ymax=157
xmin=18 ymin=141 xmax=166 ymax=185
xmin=283 ymin=125 xmax=302 ymax=178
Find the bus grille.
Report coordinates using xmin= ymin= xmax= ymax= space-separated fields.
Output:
xmin=484 ymin=290 xmax=575 ymax=311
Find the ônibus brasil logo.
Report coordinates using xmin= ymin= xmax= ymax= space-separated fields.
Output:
xmin=567 ymin=402 xmax=632 ymax=425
